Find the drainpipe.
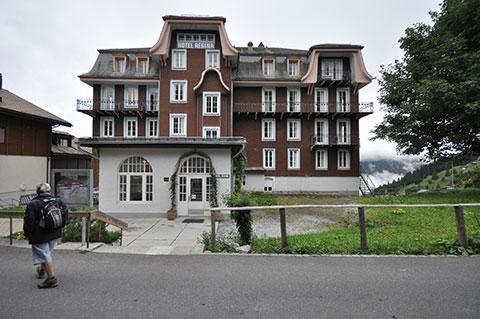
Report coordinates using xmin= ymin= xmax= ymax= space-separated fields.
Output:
xmin=157 ymin=57 xmax=161 ymax=137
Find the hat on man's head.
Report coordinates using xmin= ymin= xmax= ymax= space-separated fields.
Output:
xmin=36 ymin=183 xmax=51 ymax=195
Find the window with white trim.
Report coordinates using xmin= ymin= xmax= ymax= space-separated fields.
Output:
xmin=138 ymin=58 xmax=148 ymax=73
xmin=203 ymin=92 xmax=220 ymax=116
xmin=315 ymin=87 xmax=328 ymax=112
xmin=288 ymin=148 xmax=300 ymax=170
xmin=337 ymin=87 xmax=350 ymax=112
xmin=316 ymin=149 xmax=328 ymax=170
xmin=262 ymin=88 xmax=275 ymax=112
xmin=101 ymin=117 xmax=114 ymax=137
xmin=287 ymin=88 xmax=301 ymax=112
xmin=170 ymin=114 xmax=187 ymax=136
xmin=314 ymin=119 xmax=328 ymax=145
xmin=101 ymin=86 xmax=115 ymax=110
xmin=337 ymin=119 xmax=350 ymax=145
xmin=262 ymin=118 xmax=276 ymax=141
xmin=147 ymin=86 xmax=159 ymax=111
xmin=146 ymin=118 xmax=158 ymax=137
xmin=119 ymin=156 xmax=153 ymax=202
xmin=322 ymin=59 xmax=343 ymax=80
xmin=170 ymin=80 xmax=187 ymax=103
xmin=172 ymin=49 xmax=186 ymax=70
xmin=338 ymin=149 xmax=350 ymax=170
xmin=263 ymin=149 xmax=275 ymax=170
xmin=205 ymin=50 xmax=220 ymax=69
xmin=114 ymin=56 xmax=126 ymax=73
xmin=288 ymin=60 xmax=298 ymax=76
xmin=124 ymin=117 xmax=137 ymax=137
xmin=203 ymin=126 xmax=220 ymax=138
xmin=125 ymin=86 xmax=138 ymax=108
xmin=287 ymin=119 xmax=301 ymax=141
xmin=263 ymin=59 xmax=274 ymax=76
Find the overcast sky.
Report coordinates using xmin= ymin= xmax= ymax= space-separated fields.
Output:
xmin=0 ymin=0 xmax=440 ymax=161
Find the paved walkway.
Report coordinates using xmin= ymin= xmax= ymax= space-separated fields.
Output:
xmin=0 ymin=217 xmax=213 ymax=255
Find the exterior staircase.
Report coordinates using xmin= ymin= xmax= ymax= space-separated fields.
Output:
xmin=359 ymin=167 xmax=376 ymax=196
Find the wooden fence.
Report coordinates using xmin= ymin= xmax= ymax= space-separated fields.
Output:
xmin=0 ymin=211 xmax=128 ymax=248
xmin=209 ymin=203 xmax=480 ymax=252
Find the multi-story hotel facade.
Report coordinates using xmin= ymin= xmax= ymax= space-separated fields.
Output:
xmin=77 ymin=15 xmax=373 ymax=217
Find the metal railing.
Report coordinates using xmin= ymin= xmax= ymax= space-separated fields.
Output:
xmin=310 ymin=134 xmax=360 ymax=146
xmin=319 ymin=70 xmax=351 ymax=81
xmin=233 ymin=102 xmax=373 ymax=114
xmin=76 ymin=99 xmax=159 ymax=112
xmin=0 ymin=210 xmax=128 ymax=248
xmin=208 ymin=203 xmax=480 ymax=252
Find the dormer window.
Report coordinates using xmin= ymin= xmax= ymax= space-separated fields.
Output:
xmin=113 ymin=55 xmax=126 ymax=73
xmin=136 ymin=55 xmax=150 ymax=73
xmin=263 ymin=58 xmax=275 ymax=76
xmin=287 ymin=58 xmax=299 ymax=76
xmin=321 ymin=59 xmax=343 ymax=80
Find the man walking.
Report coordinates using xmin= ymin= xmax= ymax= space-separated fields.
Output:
xmin=24 ymin=183 xmax=68 ymax=288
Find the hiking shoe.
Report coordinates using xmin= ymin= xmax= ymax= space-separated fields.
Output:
xmin=38 ymin=277 xmax=58 ymax=289
xmin=36 ymin=266 xmax=46 ymax=279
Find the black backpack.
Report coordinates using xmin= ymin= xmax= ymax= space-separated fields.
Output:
xmin=39 ymin=198 xmax=67 ymax=231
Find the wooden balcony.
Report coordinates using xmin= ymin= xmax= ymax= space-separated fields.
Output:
xmin=76 ymin=99 xmax=159 ymax=118
xmin=310 ymin=134 xmax=360 ymax=150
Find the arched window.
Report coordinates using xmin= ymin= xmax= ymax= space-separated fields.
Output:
xmin=119 ymin=156 xmax=153 ymax=202
xmin=179 ymin=156 xmax=211 ymax=174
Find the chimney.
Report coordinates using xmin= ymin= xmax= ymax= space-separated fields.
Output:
xmin=247 ymin=41 xmax=253 ymax=52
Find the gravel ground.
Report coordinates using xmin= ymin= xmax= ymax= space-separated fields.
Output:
xmin=217 ymin=195 xmax=360 ymax=238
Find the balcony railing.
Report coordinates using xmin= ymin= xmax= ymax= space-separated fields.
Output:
xmin=234 ymin=102 xmax=373 ymax=114
xmin=310 ymin=134 xmax=360 ymax=147
xmin=319 ymin=71 xmax=351 ymax=81
xmin=76 ymin=99 xmax=159 ymax=112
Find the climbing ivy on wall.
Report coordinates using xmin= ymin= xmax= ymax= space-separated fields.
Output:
xmin=233 ymin=151 xmax=247 ymax=196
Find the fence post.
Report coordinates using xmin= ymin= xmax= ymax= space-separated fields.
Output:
xmin=210 ymin=210 xmax=216 ymax=252
xmin=454 ymin=206 xmax=468 ymax=248
xmin=87 ymin=213 xmax=91 ymax=249
xmin=120 ymin=229 xmax=123 ymax=246
xmin=280 ymin=208 xmax=288 ymax=249
xmin=81 ymin=217 xmax=86 ymax=246
xmin=358 ymin=207 xmax=368 ymax=251
xmin=9 ymin=216 xmax=13 ymax=245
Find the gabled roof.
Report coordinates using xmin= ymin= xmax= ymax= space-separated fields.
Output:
xmin=0 ymin=89 xmax=71 ymax=127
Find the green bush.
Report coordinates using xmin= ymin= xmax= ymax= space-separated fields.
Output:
xmin=61 ymin=217 xmax=121 ymax=244
xmin=225 ymin=191 xmax=254 ymax=245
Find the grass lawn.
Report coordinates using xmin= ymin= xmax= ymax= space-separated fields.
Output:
xmin=252 ymin=189 xmax=480 ymax=255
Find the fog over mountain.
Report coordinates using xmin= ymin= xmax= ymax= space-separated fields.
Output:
xmin=360 ymin=156 xmax=423 ymax=187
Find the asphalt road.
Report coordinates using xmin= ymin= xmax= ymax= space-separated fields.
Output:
xmin=1 ymin=246 xmax=479 ymax=319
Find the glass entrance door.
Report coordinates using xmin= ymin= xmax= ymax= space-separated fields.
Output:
xmin=190 ymin=178 xmax=203 ymax=202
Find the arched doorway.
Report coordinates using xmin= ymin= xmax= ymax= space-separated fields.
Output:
xmin=176 ymin=155 xmax=214 ymax=216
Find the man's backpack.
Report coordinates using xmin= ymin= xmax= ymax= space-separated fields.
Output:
xmin=39 ymin=198 xmax=66 ymax=231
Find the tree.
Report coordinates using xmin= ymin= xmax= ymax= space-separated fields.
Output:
xmin=373 ymin=0 xmax=480 ymax=161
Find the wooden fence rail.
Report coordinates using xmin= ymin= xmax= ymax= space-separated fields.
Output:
xmin=0 ymin=211 xmax=128 ymax=248
xmin=209 ymin=203 xmax=480 ymax=253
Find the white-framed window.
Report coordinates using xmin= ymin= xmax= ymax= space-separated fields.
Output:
xmin=337 ymin=119 xmax=350 ymax=145
xmin=203 ymin=126 xmax=220 ymax=138
xmin=264 ymin=177 xmax=274 ymax=192
xmin=59 ymin=138 xmax=69 ymax=146
xmin=287 ymin=88 xmax=301 ymax=112
xmin=263 ymin=59 xmax=274 ymax=76
xmin=170 ymin=114 xmax=187 ymax=137
xmin=288 ymin=59 xmax=299 ymax=76
xmin=146 ymin=118 xmax=158 ymax=137
xmin=263 ymin=148 xmax=275 ymax=170
xmin=147 ymin=86 xmax=159 ymax=111
xmin=314 ymin=119 xmax=328 ymax=145
xmin=170 ymin=80 xmax=187 ymax=103
xmin=288 ymin=148 xmax=300 ymax=170
xmin=338 ymin=149 xmax=350 ymax=170
xmin=114 ymin=56 xmax=126 ymax=73
xmin=314 ymin=87 xmax=328 ymax=112
xmin=101 ymin=86 xmax=115 ymax=110
xmin=172 ymin=49 xmax=187 ymax=70
xmin=203 ymin=92 xmax=220 ymax=116
xmin=287 ymin=119 xmax=301 ymax=141
xmin=262 ymin=118 xmax=276 ymax=141
xmin=322 ymin=59 xmax=343 ymax=80
xmin=262 ymin=87 xmax=276 ymax=112
xmin=315 ymin=149 xmax=328 ymax=170
xmin=205 ymin=50 xmax=220 ymax=69
xmin=137 ymin=57 xmax=149 ymax=73
xmin=124 ymin=86 xmax=138 ymax=108
xmin=337 ymin=87 xmax=350 ymax=112
xmin=101 ymin=117 xmax=114 ymax=137
xmin=124 ymin=117 xmax=138 ymax=138
xmin=119 ymin=156 xmax=153 ymax=202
